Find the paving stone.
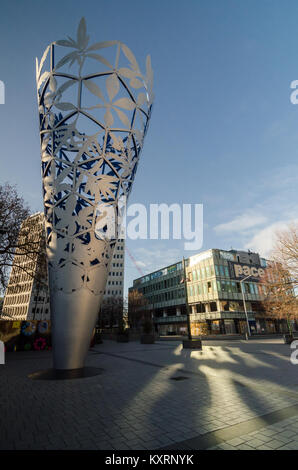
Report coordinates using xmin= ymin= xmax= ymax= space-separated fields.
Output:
xmin=284 ymin=440 xmax=298 ymax=450
xmin=217 ymin=443 xmax=236 ymax=450
xmin=244 ymin=438 xmax=267 ymax=448
xmin=227 ymin=437 xmax=246 ymax=446
xmin=236 ymin=444 xmax=256 ymax=450
xmin=253 ymin=433 xmax=274 ymax=443
xmin=260 ymin=429 xmax=279 ymax=437
xmin=256 ymin=444 xmax=275 ymax=450
xmin=278 ymin=430 xmax=297 ymax=439
xmin=266 ymin=439 xmax=286 ymax=449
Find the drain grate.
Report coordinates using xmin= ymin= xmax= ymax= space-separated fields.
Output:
xmin=170 ymin=376 xmax=189 ymax=381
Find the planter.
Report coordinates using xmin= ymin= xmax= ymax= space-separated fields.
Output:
xmin=183 ymin=339 xmax=202 ymax=350
xmin=117 ymin=334 xmax=129 ymax=343
xmin=283 ymin=334 xmax=294 ymax=344
xmin=140 ymin=334 xmax=155 ymax=344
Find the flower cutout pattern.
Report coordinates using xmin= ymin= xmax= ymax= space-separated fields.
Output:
xmin=36 ymin=18 xmax=153 ymax=295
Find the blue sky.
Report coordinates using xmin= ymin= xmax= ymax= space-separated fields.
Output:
xmin=0 ymin=0 xmax=298 ymax=295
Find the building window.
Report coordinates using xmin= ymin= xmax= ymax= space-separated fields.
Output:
xmin=196 ymin=303 xmax=205 ymax=313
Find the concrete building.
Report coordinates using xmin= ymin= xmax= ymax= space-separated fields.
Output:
xmin=129 ymin=248 xmax=290 ymax=336
xmin=104 ymin=238 xmax=125 ymax=299
xmin=1 ymin=213 xmax=50 ymax=321
xmin=1 ymin=213 xmax=125 ymax=321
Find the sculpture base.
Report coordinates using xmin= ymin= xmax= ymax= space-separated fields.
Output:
xmin=28 ymin=367 xmax=103 ymax=381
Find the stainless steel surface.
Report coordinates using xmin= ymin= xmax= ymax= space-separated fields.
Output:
xmin=36 ymin=18 xmax=153 ymax=370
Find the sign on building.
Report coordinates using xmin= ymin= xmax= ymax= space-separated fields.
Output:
xmin=228 ymin=261 xmax=265 ymax=281
xmin=219 ymin=250 xmax=235 ymax=261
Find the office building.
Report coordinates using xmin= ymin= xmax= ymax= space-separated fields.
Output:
xmin=1 ymin=213 xmax=50 ymax=321
xmin=129 ymin=248 xmax=291 ymax=335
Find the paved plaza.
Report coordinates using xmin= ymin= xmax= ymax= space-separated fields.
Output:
xmin=1 ymin=338 xmax=298 ymax=450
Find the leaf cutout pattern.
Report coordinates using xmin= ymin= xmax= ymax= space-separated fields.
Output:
xmin=130 ymin=78 xmax=143 ymax=89
xmin=86 ymin=40 xmax=118 ymax=51
xmin=113 ymin=97 xmax=136 ymax=110
xmin=85 ymin=53 xmax=113 ymax=68
xmin=104 ymin=109 xmax=114 ymax=127
xmin=55 ymin=102 xmax=76 ymax=111
xmin=106 ymin=74 xmax=119 ymax=101
xmin=84 ymin=80 xmax=104 ymax=100
xmin=77 ymin=17 xmax=89 ymax=50
xmin=36 ymin=18 xmax=153 ymax=294
xmin=121 ymin=44 xmax=139 ymax=71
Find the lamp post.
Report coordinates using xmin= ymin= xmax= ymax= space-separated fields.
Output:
xmin=240 ymin=274 xmax=252 ymax=337
xmin=182 ymin=257 xmax=192 ymax=341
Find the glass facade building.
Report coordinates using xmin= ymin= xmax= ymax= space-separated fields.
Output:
xmin=129 ymin=248 xmax=290 ymax=336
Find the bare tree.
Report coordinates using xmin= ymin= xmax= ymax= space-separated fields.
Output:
xmin=272 ymin=223 xmax=298 ymax=289
xmin=261 ymin=261 xmax=298 ymax=334
xmin=0 ymin=183 xmax=42 ymax=295
xmin=99 ymin=296 xmax=124 ymax=330
xmin=128 ymin=289 xmax=149 ymax=330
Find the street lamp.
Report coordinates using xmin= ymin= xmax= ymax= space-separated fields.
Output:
xmin=182 ymin=257 xmax=192 ymax=341
xmin=240 ymin=274 xmax=252 ymax=337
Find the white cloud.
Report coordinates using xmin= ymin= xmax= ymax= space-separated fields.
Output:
xmin=135 ymin=260 xmax=146 ymax=268
xmin=244 ymin=219 xmax=298 ymax=258
xmin=213 ymin=164 xmax=298 ymax=243
xmin=214 ymin=212 xmax=268 ymax=234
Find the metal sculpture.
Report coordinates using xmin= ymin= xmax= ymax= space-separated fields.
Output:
xmin=36 ymin=18 xmax=153 ymax=370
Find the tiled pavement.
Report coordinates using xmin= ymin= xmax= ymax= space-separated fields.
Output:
xmin=1 ymin=338 xmax=298 ymax=450
xmin=208 ymin=415 xmax=298 ymax=450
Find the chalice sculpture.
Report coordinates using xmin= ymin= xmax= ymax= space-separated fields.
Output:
xmin=36 ymin=18 xmax=153 ymax=372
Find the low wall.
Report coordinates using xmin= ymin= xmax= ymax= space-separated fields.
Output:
xmin=0 ymin=320 xmax=52 ymax=351
xmin=158 ymin=333 xmax=298 ymax=341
